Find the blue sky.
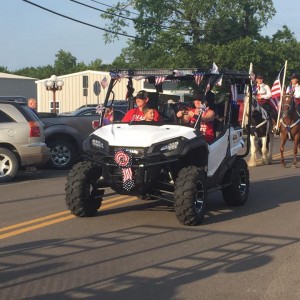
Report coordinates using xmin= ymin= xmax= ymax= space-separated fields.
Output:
xmin=1 ymin=0 xmax=300 ymax=71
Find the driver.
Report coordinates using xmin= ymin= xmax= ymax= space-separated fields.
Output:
xmin=122 ymin=90 xmax=160 ymax=122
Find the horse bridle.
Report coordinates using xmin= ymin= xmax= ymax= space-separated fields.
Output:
xmin=281 ymin=96 xmax=293 ymax=117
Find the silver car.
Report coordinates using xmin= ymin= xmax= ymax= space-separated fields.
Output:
xmin=0 ymin=101 xmax=50 ymax=182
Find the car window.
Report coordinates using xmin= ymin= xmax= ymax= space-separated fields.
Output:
xmin=0 ymin=109 xmax=16 ymax=123
xmin=19 ymin=106 xmax=41 ymax=122
xmin=79 ymin=110 xmax=98 ymax=116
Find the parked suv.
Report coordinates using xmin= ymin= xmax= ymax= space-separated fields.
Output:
xmin=0 ymin=100 xmax=50 ymax=182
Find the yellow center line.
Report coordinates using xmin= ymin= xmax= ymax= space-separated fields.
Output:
xmin=0 ymin=195 xmax=129 ymax=233
xmin=0 ymin=196 xmax=138 ymax=240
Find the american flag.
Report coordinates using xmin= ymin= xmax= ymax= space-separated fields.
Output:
xmin=155 ymin=76 xmax=166 ymax=85
xmin=194 ymin=73 xmax=204 ymax=86
xmin=269 ymin=98 xmax=279 ymax=112
xmin=270 ymin=68 xmax=284 ymax=112
xmin=122 ymin=168 xmax=132 ymax=182
xmin=271 ymin=76 xmax=281 ymax=99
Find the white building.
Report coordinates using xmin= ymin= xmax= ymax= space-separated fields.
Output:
xmin=0 ymin=72 xmax=37 ymax=99
xmin=35 ymin=70 xmax=144 ymax=113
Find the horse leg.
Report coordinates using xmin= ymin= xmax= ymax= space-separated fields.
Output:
xmin=280 ymin=134 xmax=288 ymax=167
xmin=261 ymin=136 xmax=268 ymax=165
xmin=267 ymin=133 xmax=274 ymax=164
xmin=248 ymin=134 xmax=258 ymax=167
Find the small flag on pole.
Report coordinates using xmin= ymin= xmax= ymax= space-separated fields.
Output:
xmin=194 ymin=73 xmax=204 ymax=86
xmin=211 ymin=62 xmax=219 ymax=74
xmin=155 ymin=76 xmax=166 ymax=85
xmin=101 ymin=77 xmax=108 ymax=89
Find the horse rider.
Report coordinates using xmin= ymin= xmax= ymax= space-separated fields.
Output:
xmin=253 ymin=74 xmax=278 ymax=129
xmin=286 ymin=74 xmax=300 ymax=114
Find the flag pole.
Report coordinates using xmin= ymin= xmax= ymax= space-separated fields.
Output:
xmin=242 ymin=62 xmax=253 ymax=128
xmin=275 ymin=60 xmax=288 ymax=130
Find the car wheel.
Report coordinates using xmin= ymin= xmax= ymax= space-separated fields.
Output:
xmin=0 ymin=148 xmax=18 ymax=183
xmin=174 ymin=166 xmax=207 ymax=225
xmin=65 ymin=161 xmax=104 ymax=217
xmin=48 ymin=140 xmax=76 ymax=169
xmin=222 ymin=158 xmax=250 ymax=206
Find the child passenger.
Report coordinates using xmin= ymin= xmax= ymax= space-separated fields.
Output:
xmin=142 ymin=106 xmax=155 ymax=122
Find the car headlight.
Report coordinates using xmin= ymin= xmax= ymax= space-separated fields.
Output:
xmin=89 ymin=136 xmax=109 ymax=153
xmin=91 ymin=138 xmax=105 ymax=150
xmin=149 ymin=138 xmax=185 ymax=155
xmin=160 ymin=141 xmax=179 ymax=152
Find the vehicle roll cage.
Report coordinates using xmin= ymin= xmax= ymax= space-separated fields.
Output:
xmin=103 ymin=68 xmax=251 ymax=104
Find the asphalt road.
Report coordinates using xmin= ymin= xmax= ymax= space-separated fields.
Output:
xmin=1 ymin=137 xmax=300 ymax=299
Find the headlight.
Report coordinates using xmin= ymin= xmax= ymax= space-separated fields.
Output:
xmin=91 ymin=138 xmax=105 ymax=149
xmin=90 ymin=136 xmax=109 ymax=153
xmin=125 ymin=148 xmax=147 ymax=156
xmin=160 ymin=141 xmax=179 ymax=152
xmin=149 ymin=138 xmax=186 ymax=155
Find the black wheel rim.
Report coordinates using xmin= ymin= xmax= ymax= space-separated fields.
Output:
xmin=51 ymin=145 xmax=71 ymax=167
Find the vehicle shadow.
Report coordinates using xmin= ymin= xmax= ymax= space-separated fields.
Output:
xmin=97 ymin=172 xmax=300 ymax=226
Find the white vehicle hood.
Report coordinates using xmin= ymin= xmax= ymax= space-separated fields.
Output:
xmin=92 ymin=124 xmax=197 ymax=147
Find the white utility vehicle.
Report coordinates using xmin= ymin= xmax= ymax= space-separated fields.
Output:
xmin=65 ymin=68 xmax=252 ymax=225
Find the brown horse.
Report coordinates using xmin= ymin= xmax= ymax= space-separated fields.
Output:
xmin=279 ymin=94 xmax=300 ymax=167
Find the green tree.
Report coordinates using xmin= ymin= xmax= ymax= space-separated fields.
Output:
xmin=0 ymin=66 xmax=9 ymax=73
xmin=54 ymin=50 xmax=77 ymax=75
xmin=88 ymin=58 xmax=103 ymax=71
xmin=102 ymin=0 xmax=275 ymax=67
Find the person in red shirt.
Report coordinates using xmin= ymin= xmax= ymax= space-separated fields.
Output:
xmin=122 ymin=90 xmax=160 ymax=122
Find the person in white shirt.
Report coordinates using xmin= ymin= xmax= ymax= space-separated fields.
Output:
xmin=286 ymin=74 xmax=300 ymax=113
xmin=253 ymin=74 xmax=277 ymax=126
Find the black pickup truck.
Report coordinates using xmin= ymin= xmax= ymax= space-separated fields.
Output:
xmin=39 ymin=105 xmax=126 ymax=169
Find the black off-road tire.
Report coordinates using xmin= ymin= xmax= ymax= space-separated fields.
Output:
xmin=174 ymin=166 xmax=207 ymax=226
xmin=0 ymin=148 xmax=18 ymax=183
xmin=65 ymin=161 xmax=103 ymax=217
xmin=222 ymin=158 xmax=250 ymax=206
xmin=48 ymin=140 xmax=76 ymax=170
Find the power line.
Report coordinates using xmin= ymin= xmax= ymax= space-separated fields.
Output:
xmin=70 ymin=0 xmax=180 ymax=32
xmin=87 ymin=0 xmax=139 ymax=16
xmin=70 ymin=0 xmax=135 ymax=21
xmin=21 ymin=0 xmax=245 ymax=47
xmin=22 ymin=0 xmax=137 ymax=39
